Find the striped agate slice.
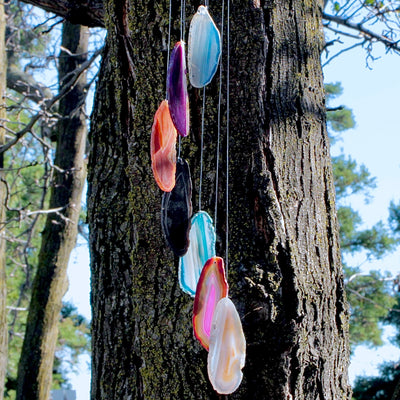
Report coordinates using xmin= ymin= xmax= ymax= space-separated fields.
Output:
xmin=167 ymin=41 xmax=189 ymax=137
xmin=161 ymin=158 xmax=192 ymax=256
xmin=188 ymin=6 xmax=221 ymax=88
xmin=208 ymin=297 xmax=246 ymax=395
xmin=178 ymin=211 xmax=216 ymax=296
xmin=150 ymin=100 xmax=177 ymax=192
xmin=193 ymin=257 xmax=228 ymax=350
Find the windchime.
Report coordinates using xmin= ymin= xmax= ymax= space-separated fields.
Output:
xmin=150 ymin=0 xmax=246 ymax=394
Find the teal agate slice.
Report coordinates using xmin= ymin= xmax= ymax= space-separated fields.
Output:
xmin=179 ymin=211 xmax=216 ymax=296
xmin=188 ymin=6 xmax=221 ymax=88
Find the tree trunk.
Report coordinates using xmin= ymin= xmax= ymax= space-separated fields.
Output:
xmin=0 ymin=3 xmax=8 ymax=399
xmin=88 ymin=0 xmax=352 ymax=398
xmin=16 ymin=22 xmax=88 ymax=400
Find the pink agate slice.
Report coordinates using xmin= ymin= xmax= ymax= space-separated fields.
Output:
xmin=208 ymin=297 xmax=246 ymax=395
xmin=150 ymin=100 xmax=177 ymax=192
xmin=193 ymin=257 xmax=228 ymax=351
xmin=167 ymin=41 xmax=189 ymax=137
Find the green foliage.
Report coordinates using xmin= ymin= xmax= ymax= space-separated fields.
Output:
xmin=351 ymin=293 xmax=400 ymax=398
xmin=352 ymin=362 xmax=400 ymax=400
xmin=326 ymin=83 xmax=356 ymax=137
xmin=384 ymin=294 xmax=400 ymax=347
xmin=345 ymin=269 xmax=397 ymax=347
xmin=332 ymin=154 xmax=376 ymax=200
xmin=389 ymin=201 xmax=400 ymax=236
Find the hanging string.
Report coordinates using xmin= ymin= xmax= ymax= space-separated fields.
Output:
xmin=214 ymin=0 xmax=225 ymax=229
xmin=177 ymin=0 xmax=184 ymax=162
xmin=225 ymin=0 xmax=230 ymax=277
xmin=180 ymin=0 xmax=186 ymax=41
xmin=165 ymin=0 xmax=172 ymax=99
xmin=199 ymin=86 xmax=206 ymax=211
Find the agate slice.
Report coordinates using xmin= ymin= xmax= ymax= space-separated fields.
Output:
xmin=161 ymin=158 xmax=192 ymax=256
xmin=150 ymin=100 xmax=177 ymax=192
xmin=188 ymin=6 xmax=221 ymax=88
xmin=179 ymin=211 xmax=216 ymax=296
xmin=167 ymin=41 xmax=189 ymax=137
xmin=193 ymin=257 xmax=228 ymax=350
xmin=208 ymin=297 xmax=246 ymax=395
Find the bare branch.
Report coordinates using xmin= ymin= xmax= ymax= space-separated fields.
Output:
xmin=7 ymin=64 xmax=53 ymax=104
xmin=323 ymin=11 xmax=400 ymax=53
xmin=347 ymin=287 xmax=400 ymax=313
xmin=0 ymin=46 xmax=103 ymax=155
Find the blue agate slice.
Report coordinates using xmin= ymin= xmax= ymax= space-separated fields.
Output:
xmin=188 ymin=6 xmax=221 ymax=88
xmin=179 ymin=211 xmax=216 ymax=296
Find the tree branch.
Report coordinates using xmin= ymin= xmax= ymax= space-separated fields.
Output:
xmin=7 ymin=64 xmax=53 ymax=104
xmin=323 ymin=11 xmax=400 ymax=53
xmin=0 ymin=47 xmax=102 ymax=155
xmin=20 ymin=0 xmax=104 ymax=27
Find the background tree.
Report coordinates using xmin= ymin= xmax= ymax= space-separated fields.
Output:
xmin=0 ymin=2 xmax=8 ymax=398
xmin=0 ymin=3 xmax=95 ymax=398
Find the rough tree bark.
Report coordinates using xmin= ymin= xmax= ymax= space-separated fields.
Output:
xmin=16 ymin=22 xmax=88 ymax=400
xmin=0 ymin=4 xmax=8 ymax=399
xmin=87 ymin=0 xmax=351 ymax=399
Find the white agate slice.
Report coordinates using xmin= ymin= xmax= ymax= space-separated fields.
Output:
xmin=179 ymin=211 xmax=216 ymax=296
xmin=188 ymin=6 xmax=221 ymax=88
xmin=208 ymin=297 xmax=246 ymax=394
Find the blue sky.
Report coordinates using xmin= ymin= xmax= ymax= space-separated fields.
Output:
xmin=63 ymin=42 xmax=400 ymax=399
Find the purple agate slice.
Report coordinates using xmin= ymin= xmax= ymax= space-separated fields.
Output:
xmin=167 ymin=41 xmax=190 ymax=137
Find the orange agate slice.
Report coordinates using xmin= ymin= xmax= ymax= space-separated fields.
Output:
xmin=151 ymin=100 xmax=177 ymax=192
xmin=193 ymin=257 xmax=228 ymax=351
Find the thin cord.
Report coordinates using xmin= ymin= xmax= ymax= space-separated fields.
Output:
xmin=178 ymin=135 xmax=182 ymax=159
xmin=180 ymin=0 xmax=183 ymax=40
xmin=183 ymin=0 xmax=186 ymax=40
xmin=225 ymin=0 xmax=230 ymax=276
xmin=199 ymin=86 xmax=206 ymax=211
xmin=166 ymin=0 xmax=172 ymax=99
xmin=214 ymin=0 xmax=225 ymax=229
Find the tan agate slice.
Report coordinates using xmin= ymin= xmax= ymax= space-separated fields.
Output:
xmin=208 ymin=297 xmax=246 ymax=394
xmin=150 ymin=100 xmax=177 ymax=192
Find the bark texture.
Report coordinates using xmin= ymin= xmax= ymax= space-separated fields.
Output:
xmin=88 ymin=0 xmax=351 ymax=398
xmin=16 ymin=22 xmax=88 ymax=400
xmin=0 ymin=4 xmax=7 ymax=399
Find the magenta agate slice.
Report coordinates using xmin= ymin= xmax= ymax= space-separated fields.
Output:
xmin=193 ymin=257 xmax=228 ymax=351
xmin=167 ymin=41 xmax=189 ymax=137
xmin=161 ymin=158 xmax=192 ymax=256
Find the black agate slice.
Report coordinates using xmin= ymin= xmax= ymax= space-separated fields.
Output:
xmin=161 ymin=157 xmax=193 ymax=256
